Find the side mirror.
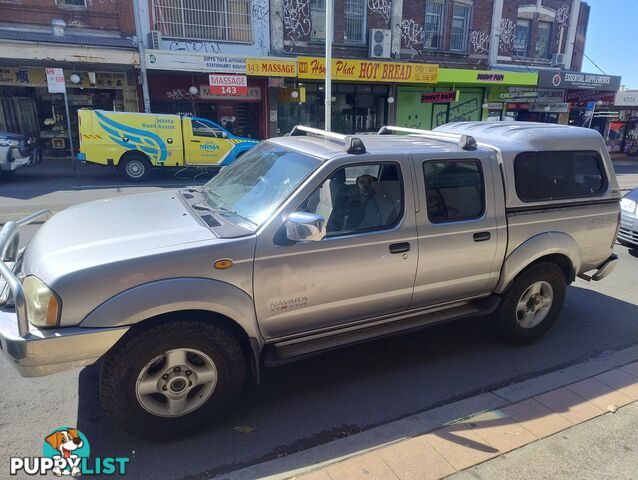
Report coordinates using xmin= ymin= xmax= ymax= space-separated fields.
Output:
xmin=285 ymin=212 xmax=325 ymax=242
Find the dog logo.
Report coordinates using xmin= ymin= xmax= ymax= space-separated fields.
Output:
xmin=9 ymin=427 xmax=129 ymax=477
xmin=43 ymin=428 xmax=90 ymax=477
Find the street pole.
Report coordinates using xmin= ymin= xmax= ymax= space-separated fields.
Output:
xmin=62 ymin=90 xmax=75 ymax=170
xmin=324 ymin=0 xmax=334 ymax=131
xmin=133 ymin=0 xmax=151 ymax=113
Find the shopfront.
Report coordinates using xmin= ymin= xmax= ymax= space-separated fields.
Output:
xmin=0 ymin=67 xmax=138 ymax=158
xmin=536 ymin=70 xmax=623 ymax=145
xmin=147 ymin=72 xmax=266 ymax=139
xmin=146 ymin=51 xmax=270 ymax=139
xmin=396 ymin=69 xmax=538 ymax=130
xmin=574 ymin=90 xmax=638 ymax=155
xmin=485 ymin=87 xmax=570 ymax=124
xmin=274 ymin=57 xmax=439 ymax=135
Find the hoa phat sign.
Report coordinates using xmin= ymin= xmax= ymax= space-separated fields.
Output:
xmin=538 ymin=70 xmax=622 ymax=91
xmin=208 ymin=74 xmax=248 ymax=96
xmin=297 ymin=57 xmax=438 ymax=83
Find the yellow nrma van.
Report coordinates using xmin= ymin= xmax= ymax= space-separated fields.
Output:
xmin=77 ymin=110 xmax=259 ymax=181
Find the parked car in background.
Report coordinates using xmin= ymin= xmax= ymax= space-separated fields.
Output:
xmin=77 ymin=110 xmax=260 ymax=182
xmin=0 ymin=131 xmax=40 ymax=177
xmin=0 ymin=122 xmax=621 ymax=438
xmin=619 ymin=187 xmax=638 ymax=247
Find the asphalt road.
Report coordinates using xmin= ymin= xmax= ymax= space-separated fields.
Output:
xmin=1 ymin=225 xmax=637 ymax=479
xmin=1 ymin=169 xmax=638 ymax=480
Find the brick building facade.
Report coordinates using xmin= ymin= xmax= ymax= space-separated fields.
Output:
xmin=2 ymin=0 xmax=135 ymax=34
xmin=271 ymin=0 xmax=589 ymax=70
xmin=0 ymin=0 xmax=140 ymax=159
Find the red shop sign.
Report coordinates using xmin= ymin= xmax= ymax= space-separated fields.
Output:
xmin=208 ymin=74 xmax=248 ymax=96
xmin=421 ymin=90 xmax=459 ymax=104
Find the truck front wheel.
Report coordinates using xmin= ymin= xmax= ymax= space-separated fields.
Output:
xmin=494 ymin=262 xmax=566 ymax=345
xmin=120 ymin=153 xmax=151 ymax=182
xmin=99 ymin=320 xmax=247 ymax=438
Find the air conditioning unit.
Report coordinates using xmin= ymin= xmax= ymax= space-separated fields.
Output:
xmin=148 ymin=30 xmax=162 ymax=50
xmin=551 ymin=53 xmax=566 ymax=67
xmin=369 ymin=29 xmax=391 ymax=59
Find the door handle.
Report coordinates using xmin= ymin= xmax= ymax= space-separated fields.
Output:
xmin=191 ymin=139 xmax=201 ymax=143
xmin=389 ymin=242 xmax=410 ymax=254
xmin=473 ymin=232 xmax=491 ymax=242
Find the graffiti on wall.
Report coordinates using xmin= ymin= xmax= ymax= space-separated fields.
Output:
xmin=470 ymin=30 xmax=490 ymax=54
xmin=435 ymin=98 xmax=480 ymax=125
xmin=400 ymin=19 xmax=424 ymax=52
xmin=165 ymin=89 xmax=198 ymax=100
xmin=368 ymin=0 xmax=392 ymax=24
xmin=556 ymin=5 xmax=570 ymax=27
xmin=497 ymin=18 xmax=516 ymax=52
xmin=169 ymin=41 xmax=223 ymax=54
xmin=283 ymin=0 xmax=311 ymax=39
xmin=252 ymin=0 xmax=269 ymax=54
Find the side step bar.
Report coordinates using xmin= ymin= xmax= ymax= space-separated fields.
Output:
xmin=264 ymin=296 xmax=500 ymax=366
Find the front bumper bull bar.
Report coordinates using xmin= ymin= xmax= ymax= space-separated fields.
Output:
xmin=0 ymin=211 xmax=129 ymax=377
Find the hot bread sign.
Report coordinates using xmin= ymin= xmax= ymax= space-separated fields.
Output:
xmin=208 ymin=74 xmax=248 ymax=96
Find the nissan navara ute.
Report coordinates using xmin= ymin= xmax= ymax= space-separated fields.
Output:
xmin=0 ymin=122 xmax=621 ymax=437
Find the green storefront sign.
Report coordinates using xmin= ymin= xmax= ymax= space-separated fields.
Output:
xmin=396 ymin=68 xmax=538 ymax=130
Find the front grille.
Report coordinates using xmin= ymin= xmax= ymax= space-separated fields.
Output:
xmin=618 ymin=226 xmax=638 ymax=244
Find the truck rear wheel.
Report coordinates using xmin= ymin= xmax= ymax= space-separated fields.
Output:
xmin=99 ymin=320 xmax=246 ymax=438
xmin=494 ymin=262 xmax=566 ymax=344
xmin=120 ymin=153 xmax=151 ymax=182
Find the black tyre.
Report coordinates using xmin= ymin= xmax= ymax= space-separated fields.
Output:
xmin=119 ymin=153 xmax=151 ymax=182
xmin=99 ymin=320 xmax=247 ymax=438
xmin=493 ymin=262 xmax=566 ymax=345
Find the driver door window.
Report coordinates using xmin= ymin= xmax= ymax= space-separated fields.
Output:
xmin=191 ymin=119 xmax=224 ymax=138
xmin=300 ymin=163 xmax=403 ymax=236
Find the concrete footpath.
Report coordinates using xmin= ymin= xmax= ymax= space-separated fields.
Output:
xmin=219 ymin=347 xmax=638 ymax=480
xmin=447 ymin=400 xmax=638 ymax=480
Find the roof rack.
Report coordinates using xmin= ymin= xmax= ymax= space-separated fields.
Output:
xmin=289 ymin=125 xmax=366 ymax=154
xmin=377 ymin=125 xmax=477 ymax=151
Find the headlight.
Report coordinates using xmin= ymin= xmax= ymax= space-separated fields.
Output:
xmin=22 ymin=276 xmax=61 ymax=328
xmin=0 ymin=139 xmax=20 ymax=147
xmin=620 ymin=198 xmax=637 ymax=214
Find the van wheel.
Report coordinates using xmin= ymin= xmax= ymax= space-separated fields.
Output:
xmin=120 ymin=153 xmax=151 ymax=182
xmin=494 ymin=262 xmax=566 ymax=344
xmin=99 ymin=320 xmax=246 ymax=438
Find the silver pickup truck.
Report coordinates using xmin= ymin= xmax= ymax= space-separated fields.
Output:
xmin=0 ymin=122 xmax=621 ymax=437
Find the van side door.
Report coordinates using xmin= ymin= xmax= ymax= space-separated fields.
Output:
xmin=410 ymin=151 xmax=504 ymax=307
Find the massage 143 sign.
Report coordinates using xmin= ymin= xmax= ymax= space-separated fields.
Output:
xmin=208 ymin=74 xmax=248 ymax=96
xmin=297 ymin=57 xmax=438 ymax=83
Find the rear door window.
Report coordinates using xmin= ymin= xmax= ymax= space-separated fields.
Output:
xmin=514 ymin=151 xmax=607 ymax=202
xmin=423 ymin=160 xmax=485 ymax=223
